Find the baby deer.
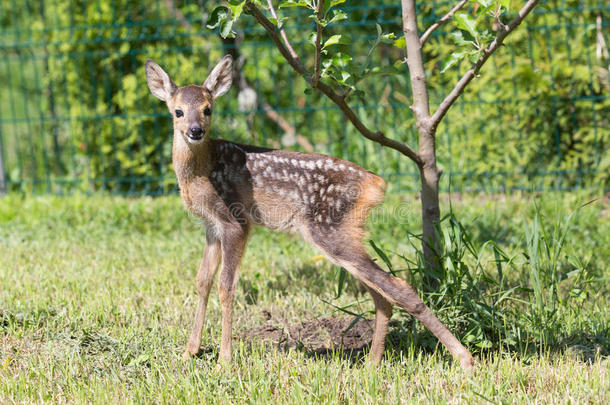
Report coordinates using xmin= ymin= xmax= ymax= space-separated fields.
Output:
xmin=145 ymin=55 xmax=474 ymax=371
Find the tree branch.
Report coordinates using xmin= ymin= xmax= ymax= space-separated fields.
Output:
xmin=245 ymin=1 xmax=422 ymax=165
xmin=265 ymin=0 xmax=302 ymax=63
xmin=419 ymin=0 xmax=467 ymax=45
xmin=313 ymin=0 xmax=325 ymax=88
xmin=430 ymin=0 xmax=540 ymax=130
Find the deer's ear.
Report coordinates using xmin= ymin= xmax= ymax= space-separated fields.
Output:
xmin=203 ymin=55 xmax=233 ymax=99
xmin=145 ymin=60 xmax=177 ymax=102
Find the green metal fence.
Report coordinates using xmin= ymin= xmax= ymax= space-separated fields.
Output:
xmin=0 ymin=0 xmax=608 ymax=195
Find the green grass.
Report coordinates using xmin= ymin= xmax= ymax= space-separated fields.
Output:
xmin=0 ymin=192 xmax=608 ymax=403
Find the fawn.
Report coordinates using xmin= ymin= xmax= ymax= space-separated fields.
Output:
xmin=145 ymin=55 xmax=474 ymax=371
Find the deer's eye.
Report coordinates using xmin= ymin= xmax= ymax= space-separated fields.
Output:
xmin=175 ymin=109 xmax=184 ymax=118
xmin=203 ymin=107 xmax=212 ymax=116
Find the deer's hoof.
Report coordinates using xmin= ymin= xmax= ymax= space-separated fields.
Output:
xmin=182 ymin=351 xmax=194 ymax=362
xmin=460 ymin=352 xmax=475 ymax=374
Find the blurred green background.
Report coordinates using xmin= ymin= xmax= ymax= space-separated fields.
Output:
xmin=0 ymin=0 xmax=608 ymax=195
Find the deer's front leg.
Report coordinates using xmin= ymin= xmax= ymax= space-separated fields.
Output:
xmin=183 ymin=232 xmax=222 ymax=360
xmin=217 ymin=225 xmax=249 ymax=364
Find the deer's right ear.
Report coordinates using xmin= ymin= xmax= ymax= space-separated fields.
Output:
xmin=145 ymin=60 xmax=177 ymax=102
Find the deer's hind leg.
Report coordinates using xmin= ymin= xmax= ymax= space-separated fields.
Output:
xmin=363 ymin=285 xmax=393 ymax=365
xmin=183 ymin=232 xmax=222 ymax=360
xmin=312 ymin=235 xmax=473 ymax=371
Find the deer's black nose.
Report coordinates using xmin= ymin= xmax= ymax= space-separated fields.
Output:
xmin=188 ymin=126 xmax=204 ymax=139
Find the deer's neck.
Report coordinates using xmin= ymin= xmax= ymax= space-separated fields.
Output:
xmin=172 ymin=134 xmax=214 ymax=186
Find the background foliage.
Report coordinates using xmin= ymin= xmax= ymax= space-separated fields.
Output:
xmin=0 ymin=0 xmax=608 ymax=195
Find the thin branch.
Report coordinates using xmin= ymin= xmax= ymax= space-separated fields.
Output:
xmin=247 ymin=2 xmax=308 ymax=75
xmin=596 ymin=14 xmax=609 ymax=63
xmin=313 ymin=0 xmax=325 ymax=88
xmin=420 ymin=0 xmax=467 ymax=45
xmin=430 ymin=0 xmax=540 ymax=130
xmin=265 ymin=0 xmax=302 ymax=63
xmin=246 ymin=1 xmax=422 ymax=165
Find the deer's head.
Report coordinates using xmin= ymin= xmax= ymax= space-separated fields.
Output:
xmin=145 ymin=55 xmax=233 ymax=145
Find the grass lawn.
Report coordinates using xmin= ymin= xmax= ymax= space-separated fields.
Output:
xmin=0 ymin=192 xmax=608 ymax=403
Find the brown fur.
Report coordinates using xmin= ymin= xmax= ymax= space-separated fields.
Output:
xmin=144 ymin=56 xmax=474 ymax=371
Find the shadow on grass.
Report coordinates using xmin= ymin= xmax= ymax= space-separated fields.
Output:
xmin=240 ymin=314 xmax=609 ymax=366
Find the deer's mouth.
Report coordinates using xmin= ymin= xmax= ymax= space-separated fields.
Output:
xmin=186 ymin=132 xmax=205 ymax=143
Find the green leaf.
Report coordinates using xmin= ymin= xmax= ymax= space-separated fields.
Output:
xmin=269 ymin=16 xmax=291 ymax=28
xmin=206 ymin=6 xmax=230 ymax=29
xmin=393 ymin=37 xmax=406 ymax=48
xmin=227 ymin=0 xmax=246 ymax=20
xmin=477 ymin=0 xmax=492 ymax=7
xmin=449 ymin=31 xmax=470 ymax=46
xmin=335 ymin=267 xmax=347 ymax=298
xmin=499 ymin=0 xmax=511 ymax=10
xmin=279 ymin=0 xmax=310 ymax=8
xmin=323 ymin=34 xmax=351 ymax=48
xmin=327 ymin=9 xmax=347 ymax=25
xmin=219 ymin=18 xmax=236 ymax=38
xmin=329 ymin=52 xmax=352 ymax=68
xmin=454 ymin=12 xmax=478 ymax=39
xmin=369 ymin=240 xmax=395 ymax=274
xmin=380 ymin=32 xmax=396 ymax=44
xmin=323 ymin=0 xmax=346 ymax=15
xmin=468 ymin=49 xmax=483 ymax=63
xmin=441 ymin=50 xmax=468 ymax=73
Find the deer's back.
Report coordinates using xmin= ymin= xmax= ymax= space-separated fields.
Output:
xmin=204 ymin=140 xmax=385 ymax=235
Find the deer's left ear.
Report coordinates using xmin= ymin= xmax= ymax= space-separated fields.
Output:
xmin=203 ymin=55 xmax=233 ymax=99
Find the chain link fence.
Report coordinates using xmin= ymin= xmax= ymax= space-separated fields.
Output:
xmin=0 ymin=0 xmax=608 ymax=195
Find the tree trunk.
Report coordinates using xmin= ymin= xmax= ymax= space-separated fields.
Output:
xmin=400 ymin=0 xmax=442 ymax=288
xmin=419 ymin=149 xmax=442 ymax=290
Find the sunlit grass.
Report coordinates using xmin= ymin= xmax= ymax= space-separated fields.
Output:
xmin=0 ymin=192 xmax=608 ymax=403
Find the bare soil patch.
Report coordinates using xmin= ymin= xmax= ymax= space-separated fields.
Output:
xmin=242 ymin=316 xmax=375 ymax=355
